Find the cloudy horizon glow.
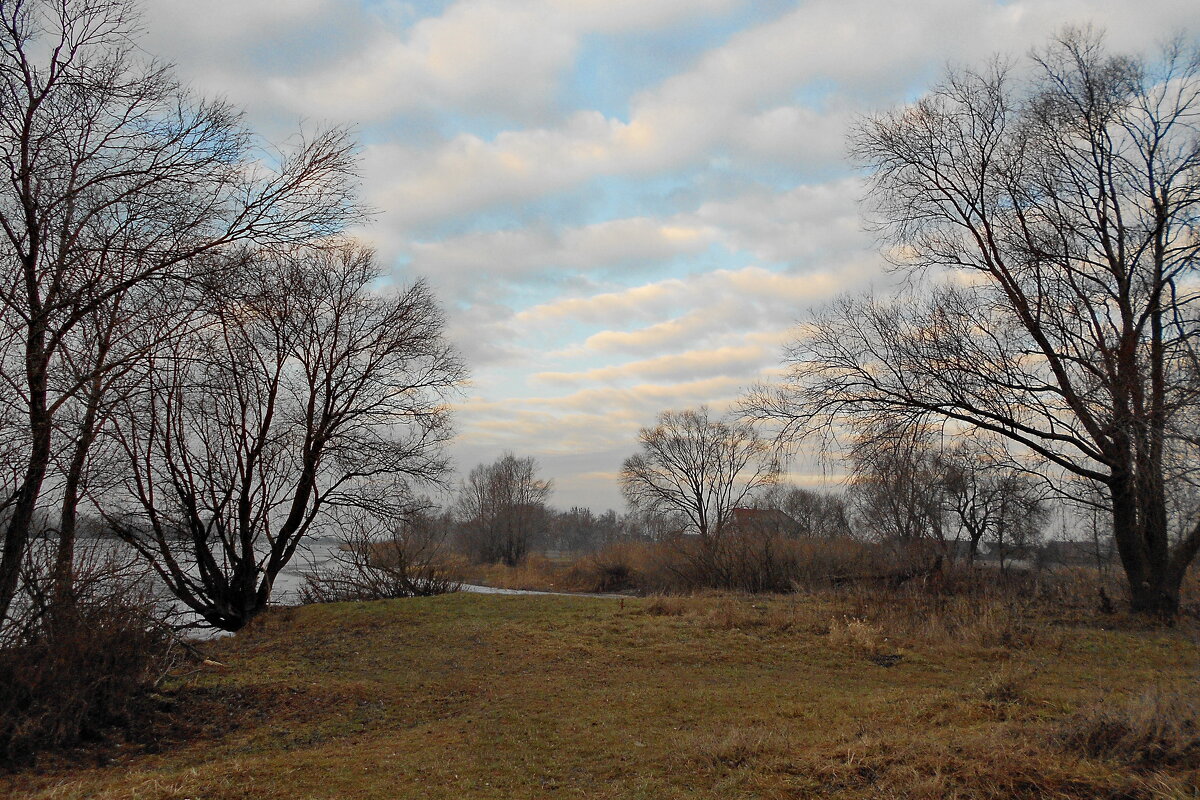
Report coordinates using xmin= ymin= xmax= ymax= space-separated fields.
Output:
xmin=141 ymin=0 xmax=1196 ymax=510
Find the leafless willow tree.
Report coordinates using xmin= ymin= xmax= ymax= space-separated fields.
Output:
xmin=620 ymin=407 xmax=781 ymax=589
xmin=108 ymin=244 xmax=462 ymax=631
xmin=842 ymin=419 xmax=1048 ymax=567
xmin=0 ymin=0 xmax=359 ymax=623
xmin=938 ymin=441 xmax=1048 ymax=567
xmin=846 ymin=424 xmax=949 ymax=553
xmin=620 ymin=407 xmax=780 ymax=540
xmin=455 ymin=453 xmax=552 ymax=566
xmin=744 ymin=29 xmax=1200 ymax=614
xmin=546 ymin=506 xmax=624 ymax=553
xmin=46 ymin=282 xmax=191 ymax=603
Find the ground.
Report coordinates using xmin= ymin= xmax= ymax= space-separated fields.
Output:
xmin=3 ymin=591 xmax=1198 ymax=799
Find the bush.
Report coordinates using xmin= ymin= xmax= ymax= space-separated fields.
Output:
xmin=560 ymin=543 xmax=640 ymax=592
xmin=0 ymin=553 xmax=180 ymax=765
xmin=593 ymin=534 xmax=883 ymax=595
xmin=300 ymin=522 xmax=460 ymax=604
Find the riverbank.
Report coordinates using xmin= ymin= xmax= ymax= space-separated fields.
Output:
xmin=4 ymin=592 xmax=1199 ymax=799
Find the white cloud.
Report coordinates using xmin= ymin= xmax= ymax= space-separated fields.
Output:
xmin=408 ymin=217 xmax=719 ymax=297
xmin=534 ymin=344 xmax=772 ymax=386
xmin=545 ymin=0 xmax=746 ymax=33
xmin=365 ymin=112 xmax=669 ymax=228
xmin=141 ymin=0 xmax=353 ymax=126
xmin=161 ymin=0 xmax=747 ymax=127
xmin=269 ymin=0 xmax=577 ymax=123
xmin=692 ymin=178 xmax=868 ymax=266
xmin=362 ymin=0 xmax=1200 ymax=228
xmin=138 ymin=0 xmax=1200 ymax=511
xmin=518 ymin=264 xmax=864 ymax=358
xmin=403 ymin=176 xmax=869 ymax=304
xmin=454 ymin=375 xmax=749 ymax=447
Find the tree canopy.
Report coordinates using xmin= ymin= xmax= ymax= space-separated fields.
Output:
xmin=744 ymin=29 xmax=1200 ymax=615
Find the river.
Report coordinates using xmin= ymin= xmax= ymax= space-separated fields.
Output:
xmin=55 ymin=537 xmax=587 ymax=636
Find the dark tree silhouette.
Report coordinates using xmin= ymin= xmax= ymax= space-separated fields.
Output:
xmin=745 ymin=29 xmax=1200 ymax=615
xmin=455 ymin=453 xmax=552 ymax=567
xmin=620 ymin=407 xmax=779 ymax=540
xmin=0 ymin=0 xmax=359 ymax=624
xmin=111 ymin=245 xmax=462 ymax=631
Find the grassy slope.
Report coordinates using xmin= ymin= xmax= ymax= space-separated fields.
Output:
xmin=5 ymin=592 xmax=1199 ymax=799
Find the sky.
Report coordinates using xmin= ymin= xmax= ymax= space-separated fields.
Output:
xmin=139 ymin=0 xmax=1196 ymax=511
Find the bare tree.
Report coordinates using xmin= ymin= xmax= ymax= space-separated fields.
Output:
xmin=0 ymin=0 xmax=359 ymax=623
xmin=846 ymin=423 xmax=949 ymax=558
xmin=618 ymin=506 xmax=690 ymax=543
xmin=620 ymin=407 xmax=780 ymax=540
xmin=938 ymin=441 xmax=1048 ymax=567
xmin=546 ymin=506 xmax=623 ymax=554
xmin=745 ymin=30 xmax=1200 ymax=615
xmin=108 ymin=244 xmax=462 ymax=630
xmin=455 ymin=453 xmax=552 ymax=566
xmin=47 ymin=282 xmax=191 ymax=604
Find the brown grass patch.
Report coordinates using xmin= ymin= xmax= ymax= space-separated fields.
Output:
xmin=683 ymin=726 xmax=793 ymax=770
xmin=1058 ymin=684 xmax=1200 ymax=769
xmin=4 ymin=592 xmax=1199 ymax=799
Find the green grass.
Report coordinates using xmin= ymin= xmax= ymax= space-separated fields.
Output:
xmin=4 ymin=592 xmax=1199 ymax=799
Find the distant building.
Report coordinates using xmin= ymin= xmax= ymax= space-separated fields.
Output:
xmin=723 ymin=508 xmax=801 ymax=537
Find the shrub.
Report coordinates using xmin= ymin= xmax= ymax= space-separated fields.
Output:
xmin=591 ymin=534 xmax=885 ymax=595
xmin=839 ymin=582 xmax=1046 ymax=650
xmin=827 ymin=615 xmax=889 ymax=656
xmin=641 ymin=595 xmax=689 ymax=616
xmin=300 ymin=522 xmax=460 ymax=603
xmin=560 ymin=543 xmax=640 ymax=592
xmin=0 ymin=551 xmax=180 ymax=765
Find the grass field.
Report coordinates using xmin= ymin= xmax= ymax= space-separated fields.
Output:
xmin=4 ymin=591 xmax=1199 ymax=799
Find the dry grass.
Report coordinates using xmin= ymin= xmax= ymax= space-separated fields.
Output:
xmin=446 ymin=536 xmax=879 ymax=596
xmin=450 ymin=553 xmax=577 ymax=591
xmin=4 ymin=592 xmax=1198 ymax=799
xmin=634 ymin=586 xmax=1054 ymax=656
xmin=1058 ymin=685 xmax=1200 ymax=769
xmin=451 ymin=538 xmax=1150 ymax=619
xmin=683 ymin=726 xmax=794 ymax=769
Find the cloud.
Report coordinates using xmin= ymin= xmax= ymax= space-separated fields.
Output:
xmin=146 ymin=0 xmax=1200 ymax=229
xmin=360 ymin=0 xmax=1200 ymax=229
xmin=169 ymin=0 xmax=746 ymax=127
xmin=138 ymin=0 xmax=1200 ymax=512
xmin=454 ymin=374 xmax=749 ymax=449
xmin=535 ymin=344 xmax=772 ymax=386
xmin=364 ymin=112 xmax=672 ymax=229
xmin=140 ymin=0 xmax=358 ymax=130
xmin=517 ymin=264 xmax=863 ymax=359
xmin=401 ymin=175 xmax=868 ymax=305
xmin=268 ymin=1 xmax=578 ymax=124
xmin=691 ymin=178 xmax=867 ymax=266
xmin=407 ymin=217 xmax=719 ymax=298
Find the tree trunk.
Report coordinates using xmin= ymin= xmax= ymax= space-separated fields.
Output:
xmin=0 ymin=328 xmax=52 ymax=625
xmin=53 ymin=393 xmax=103 ymax=606
xmin=966 ymin=529 xmax=982 ymax=566
xmin=1110 ymin=474 xmax=1179 ymax=617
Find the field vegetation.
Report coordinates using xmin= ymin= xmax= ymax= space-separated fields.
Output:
xmin=3 ymin=588 xmax=1198 ymax=799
